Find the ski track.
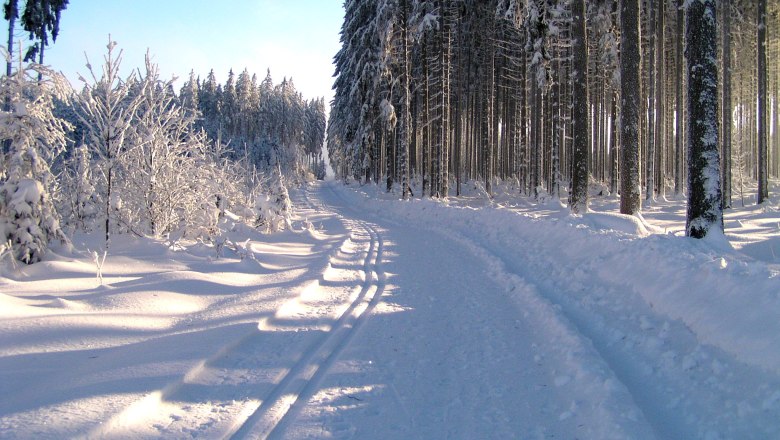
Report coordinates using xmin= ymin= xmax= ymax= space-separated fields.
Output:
xmin=80 ymin=184 xmax=387 ymax=440
xmin=303 ymin=183 xmax=655 ymax=439
xmin=227 ymin=217 xmax=385 ymax=438
xmin=5 ymin=181 xmax=778 ymax=439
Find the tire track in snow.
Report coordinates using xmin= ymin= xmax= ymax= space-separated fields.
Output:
xmin=430 ymin=226 xmax=660 ymax=437
xmin=323 ymin=185 xmax=659 ymax=439
xmin=226 ymin=205 xmax=386 ymax=439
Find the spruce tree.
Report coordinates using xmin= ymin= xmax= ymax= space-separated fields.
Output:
xmin=20 ymin=0 xmax=69 ymax=72
xmin=570 ymin=0 xmax=589 ymax=214
xmin=0 ymin=64 xmax=71 ymax=263
xmin=619 ymin=0 xmax=642 ymax=215
xmin=685 ymin=0 xmax=723 ymax=238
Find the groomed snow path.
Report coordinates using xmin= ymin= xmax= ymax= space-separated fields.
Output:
xmin=1 ymin=180 xmax=779 ymax=439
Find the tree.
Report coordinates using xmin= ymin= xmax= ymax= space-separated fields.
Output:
xmin=675 ymin=0 xmax=685 ymax=196
xmin=20 ymin=0 xmax=68 ymax=75
xmin=2 ymin=0 xmax=19 ymax=158
xmin=179 ymin=70 xmax=199 ymax=116
xmin=685 ymin=0 xmax=722 ymax=238
xmin=3 ymin=0 xmax=18 ymax=77
xmin=255 ymin=165 xmax=292 ymax=233
xmin=0 ymin=63 xmax=71 ymax=263
xmin=398 ymin=0 xmax=412 ymax=199
xmin=121 ymin=54 xmax=210 ymax=237
xmin=721 ymin=0 xmax=732 ymax=208
xmin=75 ymin=39 xmax=145 ymax=248
xmin=757 ymin=0 xmax=769 ymax=204
xmin=570 ymin=0 xmax=589 ymax=214
xmin=59 ymin=143 xmax=99 ymax=232
xmin=653 ymin=0 xmax=666 ymax=198
xmin=619 ymin=0 xmax=642 ymax=215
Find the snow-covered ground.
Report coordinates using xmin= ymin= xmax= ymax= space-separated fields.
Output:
xmin=1 ymin=180 xmax=779 ymax=439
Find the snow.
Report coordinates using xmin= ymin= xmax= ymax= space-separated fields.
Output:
xmin=1 ymin=180 xmax=779 ymax=439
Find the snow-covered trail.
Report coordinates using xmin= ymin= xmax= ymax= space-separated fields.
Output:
xmin=295 ymin=181 xmax=780 ymax=440
xmin=2 ymin=180 xmax=779 ymax=439
xmin=279 ymin=182 xmax=657 ymax=439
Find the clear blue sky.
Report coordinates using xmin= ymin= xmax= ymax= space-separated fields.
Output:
xmin=43 ymin=0 xmax=344 ymax=104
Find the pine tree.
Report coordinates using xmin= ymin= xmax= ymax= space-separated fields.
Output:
xmin=0 ymin=64 xmax=71 ymax=263
xmin=179 ymin=70 xmax=199 ymax=116
xmin=721 ymin=0 xmax=732 ymax=208
xmin=570 ymin=0 xmax=589 ymax=214
xmin=685 ymin=0 xmax=723 ymax=238
xmin=757 ymin=0 xmax=769 ymax=204
xmin=3 ymin=0 xmax=18 ymax=77
xmin=20 ymin=0 xmax=68 ymax=74
xmin=620 ymin=0 xmax=642 ymax=215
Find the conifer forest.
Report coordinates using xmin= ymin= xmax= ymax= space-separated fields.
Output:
xmin=328 ymin=0 xmax=779 ymax=237
xmin=2 ymin=2 xmax=780 ymax=439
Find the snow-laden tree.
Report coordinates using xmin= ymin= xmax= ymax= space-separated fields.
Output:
xmin=255 ymin=165 xmax=292 ymax=233
xmin=59 ymin=142 xmax=100 ymax=232
xmin=179 ymin=69 xmax=199 ymax=116
xmin=75 ymin=38 xmax=145 ymax=248
xmin=197 ymin=69 xmax=220 ymax=139
xmin=0 ymin=63 xmax=71 ymax=263
xmin=685 ymin=0 xmax=722 ymax=238
xmin=119 ymin=54 xmax=210 ymax=237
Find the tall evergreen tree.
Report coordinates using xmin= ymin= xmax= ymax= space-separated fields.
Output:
xmin=619 ymin=0 xmax=642 ymax=215
xmin=3 ymin=0 xmax=18 ymax=77
xmin=570 ymin=0 xmax=589 ymax=213
xmin=0 ymin=64 xmax=71 ymax=263
xmin=20 ymin=0 xmax=69 ymax=71
xmin=757 ymin=0 xmax=769 ymax=204
xmin=685 ymin=0 xmax=722 ymax=238
xmin=721 ymin=0 xmax=732 ymax=207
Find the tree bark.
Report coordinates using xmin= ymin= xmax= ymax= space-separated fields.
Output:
xmin=570 ymin=0 xmax=589 ymax=213
xmin=722 ymin=0 xmax=732 ymax=208
xmin=686 ymin=0 xmax=723 ymax=238
xmin=757 ymin=0 xmax=769 ymax=204
xmin=675 ymin=0 xmax=685 ymax=196
xmin=620 ymin=0 xmax=642 ymax=215
xmin=654 ymin=0 xmax=666 ymax=198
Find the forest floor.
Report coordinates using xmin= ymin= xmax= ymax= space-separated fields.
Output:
xmin=1 ymin=179 xmax=779 ymax=439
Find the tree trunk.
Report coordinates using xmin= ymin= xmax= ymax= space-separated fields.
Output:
xmin=646 ymin=1 xmax=656 ymax=202
xmin=722 ymin=0 xmax=732 ymax=208
xmin=620 ymin=0 xmax=642 ymax=215
xmin=655 ymin=0 xmax=666 ymax=197
xmin=675 ymin=0 xmax=685 ymax=196
xmin=757 ymin=0 xmax=769 ymax=204
xmin=570 ymin=0 xmax=589 ymax=214
xmin=686 ymin=0 xmax=723 ymax=238
xmin=610 ymin=90 xmax=619 ymax=195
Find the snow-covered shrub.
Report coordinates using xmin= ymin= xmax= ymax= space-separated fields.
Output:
xmin=59 ymin=143 xmax=100 ymax=232
xmin=0 ymin=63 xmax=71 ymax=264
xmin=255 ymin=166 xmax=292 ymax=233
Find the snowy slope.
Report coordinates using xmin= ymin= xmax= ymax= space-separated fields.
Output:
xmin=1 ymin=180 xmax=779 ymax=439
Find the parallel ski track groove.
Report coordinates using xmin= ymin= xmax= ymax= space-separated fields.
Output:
xmin=227 ymin=186 xmax=386 ymax=439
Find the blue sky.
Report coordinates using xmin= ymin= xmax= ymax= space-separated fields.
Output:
xmin=43 ymin=0 xmax=344 ymax=104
